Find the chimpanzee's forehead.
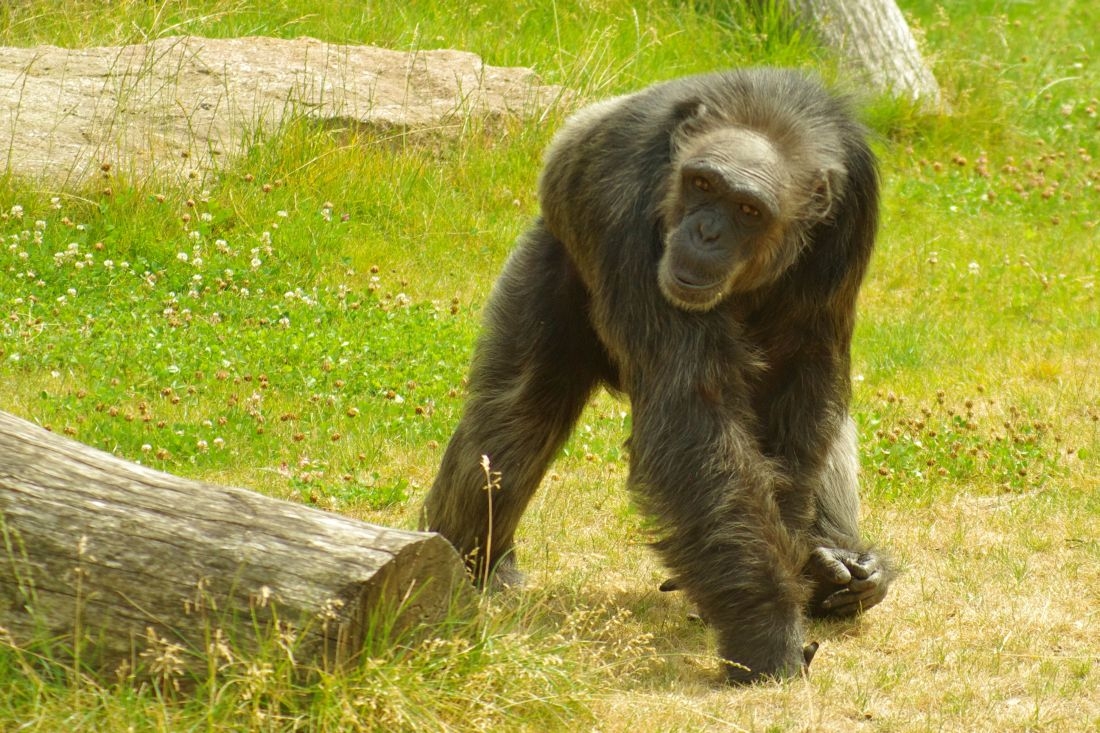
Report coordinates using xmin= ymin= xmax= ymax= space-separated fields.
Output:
xmin=682 ymin=126 xmax=780 ymax=166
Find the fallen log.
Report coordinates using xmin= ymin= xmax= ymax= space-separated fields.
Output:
xmin=0 ymin=409 xmax=469 ymax=678
xmin=785 ymin=0 xmax=946 ymax=113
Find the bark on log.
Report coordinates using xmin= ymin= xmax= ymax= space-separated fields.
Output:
xmin=0 ymin=409 xmax=470 ymax=677
xmin=787 ymin=0 xmax=946 ymax=113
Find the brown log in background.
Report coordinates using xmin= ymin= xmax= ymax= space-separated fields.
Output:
xmin=787 ymin=0 xmax=946 ymax=113
xmin=0 ymin=410 xmax=469 ymax=676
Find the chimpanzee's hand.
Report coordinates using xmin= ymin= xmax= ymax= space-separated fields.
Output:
xmin=806 ymin=546 xmax=892 ymax=618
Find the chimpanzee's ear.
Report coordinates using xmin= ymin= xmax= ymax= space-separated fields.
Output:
xmin=669 ymin=99 xmax=708 ymax=154
xmin=808 ymin=165 xmax=847 ymax=222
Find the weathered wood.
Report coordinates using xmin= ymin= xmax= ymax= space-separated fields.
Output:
xmin=787 ymin=0 xmax=946 ymax=113
xmin=0 ymin=36 xmax=567 ymax=184
xmin=0 ymin=410 xmax=469 ymax=677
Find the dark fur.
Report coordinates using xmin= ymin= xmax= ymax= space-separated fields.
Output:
xmin=423 ymin=68 xmax=893 ymax=683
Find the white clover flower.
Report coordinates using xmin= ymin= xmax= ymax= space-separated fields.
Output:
xmin=9 ymin=205 xmax=23 ymax=219
xmin=968 ymin=262 xmax=980 ymax=275
xmin=177 ymin=252 xmax=189 ymax=262
xmin=250 ymin=257 xmax=262 ymax=269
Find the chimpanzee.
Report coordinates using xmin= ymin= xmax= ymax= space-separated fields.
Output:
xmin=423 ymin=68 xmax=893 ymax=683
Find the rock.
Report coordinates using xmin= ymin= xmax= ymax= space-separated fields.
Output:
xmin=0 ymin=36 xmax=566 ymax=184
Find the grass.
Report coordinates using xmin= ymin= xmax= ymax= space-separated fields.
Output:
xmin=1 ymin=0 xmax=1098 ymax=730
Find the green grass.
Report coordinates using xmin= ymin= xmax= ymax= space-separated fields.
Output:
xmin=2 ymin=0 xmax=1099 ymax=730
